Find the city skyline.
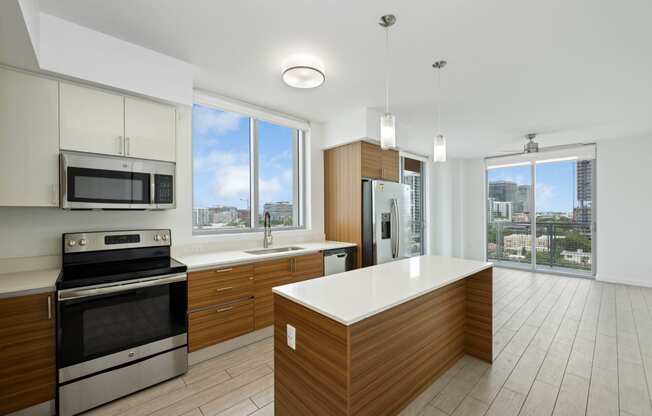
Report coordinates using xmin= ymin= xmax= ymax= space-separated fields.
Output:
xmin=488 ymin=160 xmax=581 ymax=214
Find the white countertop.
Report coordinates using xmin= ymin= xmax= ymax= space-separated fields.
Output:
xmin=175 ymin=241 xmax=357 ymax=271
xmin=0 ymin=269 xmax=60 ymax=299
xmin=273 ymin=255 xmax=492 ymax=326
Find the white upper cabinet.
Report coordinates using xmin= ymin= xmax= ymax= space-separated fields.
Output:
xmin=60 ymin=82 xmax=125 ymax=156
xmin=60 ymin=83 xmax=176 ymax=162
xmin=124 ymin=97 xmax=176 ymax=162
xmin=0 ymin=67 xmax=59 ymax=207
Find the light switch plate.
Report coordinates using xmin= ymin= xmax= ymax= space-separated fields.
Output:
xmin=286 ymin=324 xmax=296 ymax=350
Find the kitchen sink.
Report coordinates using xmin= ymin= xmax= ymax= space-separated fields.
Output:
xmin=244 ymin=246 xmax=305 ymax=255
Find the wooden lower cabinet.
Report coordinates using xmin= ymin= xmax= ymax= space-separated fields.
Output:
xmin=187 ymin=252 xmax=326 ymax=351
xmin=188 ymin=299 xmax=254 ymax=352
xmin=0 ymin=292 xmax=55 ymax=415
xmin=254 ymin=258 xmax=293 ymax=329
xmin=292 ymin=252 xmax=324 ymax=282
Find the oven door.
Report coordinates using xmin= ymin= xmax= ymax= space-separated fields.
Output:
xmin=61 ymin=151 xmax=152 ymax=209
xmin=57 ymin=273 xmax=187 ymax=381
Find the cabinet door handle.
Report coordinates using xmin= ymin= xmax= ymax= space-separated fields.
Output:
xmin=51 ymin=184 xmax=58 ymax=206
xmin=215 ymin=287 xmax=233 ymax=292
xmin=47 ymin=296 xmax=52 ymax=320
xmin=125 ymin=137 xmax=131 ymax=155
xmin=117 ymin=136 xmax=124 ymax=154
xmin=215 ymin=268 xmax=233 ymax=273
xmin=216 ymin=307 xmax=233 ymax=313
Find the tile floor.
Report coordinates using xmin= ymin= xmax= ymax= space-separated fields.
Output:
xmin=84 ymin=268 xmax=652 ymax=416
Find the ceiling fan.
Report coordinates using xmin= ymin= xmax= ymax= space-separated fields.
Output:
xmin=498 ymin=133 xmax=540 ymax=155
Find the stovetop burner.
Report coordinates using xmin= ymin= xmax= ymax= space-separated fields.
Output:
xmin=57 ymin=229 xmax=187 ymax=290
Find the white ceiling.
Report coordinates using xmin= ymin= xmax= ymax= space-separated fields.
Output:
xmin=39 ymin=0 xmax=652 ymax=158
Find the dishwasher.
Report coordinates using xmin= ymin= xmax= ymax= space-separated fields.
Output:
xmin=323 ymin=247 xmax=355 ymax=275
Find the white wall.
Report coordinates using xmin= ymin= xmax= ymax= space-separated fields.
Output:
xmin=428 ymin=158 xmax=485 ymax=261
xmin=0 ymin=105 xmax=326 ymax=270
xmin=38 ymin=13 xmax=193 ymax=105
xmin=595 ymin=135 xmax=652 ymax=286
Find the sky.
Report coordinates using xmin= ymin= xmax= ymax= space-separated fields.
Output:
xmin=192 ymin=104 xmax=295 ymax=211
xmin=488 ymin=161 xmax=579 ymax=213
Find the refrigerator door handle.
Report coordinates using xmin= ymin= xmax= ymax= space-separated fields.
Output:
xmin=391 ymin=198 xmax=400 ymax=258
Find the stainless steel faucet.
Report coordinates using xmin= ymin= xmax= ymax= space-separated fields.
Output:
xmin=263 ymin=211 xmax=273 ymax=248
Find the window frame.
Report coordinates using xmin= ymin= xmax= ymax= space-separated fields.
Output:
xmin=191 ymin=96 xmax=307 ymax=236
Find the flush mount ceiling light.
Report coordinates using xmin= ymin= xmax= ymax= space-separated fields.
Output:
xmin=281 ymin=55 xmax=325 ymax=89
xmin=432 ymin=60 xmax=447 ymax=162
xmin=379 ymin=14 xmax=397 ymax=150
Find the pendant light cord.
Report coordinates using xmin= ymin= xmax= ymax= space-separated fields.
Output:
xmin=437 ymin=65 xmax=441 ymax=135
xmin=385 ymin=27 xmax=390 ymax=114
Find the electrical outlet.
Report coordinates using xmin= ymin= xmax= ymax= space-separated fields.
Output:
xmin=286 ymin=324 xmax=296 ymax=350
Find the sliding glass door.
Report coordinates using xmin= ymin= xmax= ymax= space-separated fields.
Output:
xmin=486 ymin=163 xmax=532 ymax=266
xmin=486 ymin=152 xmax=595 ymax=276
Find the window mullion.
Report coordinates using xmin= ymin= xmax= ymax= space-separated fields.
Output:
xmin=250 ymin=118 xmax=259 ymax=230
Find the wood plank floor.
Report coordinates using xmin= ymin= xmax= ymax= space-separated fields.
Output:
xmin=83 ymin=268 xmax=652 ymax=416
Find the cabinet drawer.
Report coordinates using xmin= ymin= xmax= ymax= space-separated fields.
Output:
xmin=189 ymin=264 xmax=254 ymax=310
xmin=292 ymin=252 xmax=324 ymax=282
xmin=188 ymin=300 xmax=254 ymax=352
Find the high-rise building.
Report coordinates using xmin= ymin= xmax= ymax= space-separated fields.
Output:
xmin=488 ymin=180 xmax=518 ymax=204
xmin=515 ymin=185 xmax=531 ymax=213
xmin=488 ymin=198 xmax=513 ymax=222
xmin=263 ymin=201 xmax=293 ymax=223
xmin=575 ymin=160 xmax=592 ymax=224
xmin=192 ymin=208 xmax=211 ymax=227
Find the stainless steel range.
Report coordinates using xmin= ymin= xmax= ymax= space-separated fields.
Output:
xmin=56 ymin=229 xmax=188 ymax=416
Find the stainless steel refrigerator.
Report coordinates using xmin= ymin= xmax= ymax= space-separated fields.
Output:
xmin=362 ymin=179 xmax=413 ymax=266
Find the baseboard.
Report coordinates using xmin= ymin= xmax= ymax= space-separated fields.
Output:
xmin=596 ymin=275 xmax=652 ymax=289
xmin=188 ymin=326 xmax=273 ymax=366
xmin=7 ymin=401 xmax=54 ymax=416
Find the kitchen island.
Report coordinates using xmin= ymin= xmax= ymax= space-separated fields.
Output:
xmin=272 ymin=255 xmax=493 ymax=416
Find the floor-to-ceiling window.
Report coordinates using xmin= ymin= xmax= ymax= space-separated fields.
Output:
xmin=486 ymin=145 xmax=596 ymax=276
xmin=401 ymin=156 xmax=426 ymax=256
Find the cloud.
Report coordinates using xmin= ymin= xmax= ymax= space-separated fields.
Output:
xmin=212 ymin=164 xmax=250 ymax=200
xmin=193 ymin=106 xmax=243 ymax=135
xmin=259 ymin=169 xmax=293 ymax=204
xmin=536 ymin=183 xmax=555 ymax=207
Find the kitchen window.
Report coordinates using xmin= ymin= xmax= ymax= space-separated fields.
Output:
xmin=192 ymin=102 xmax=305 ymax=234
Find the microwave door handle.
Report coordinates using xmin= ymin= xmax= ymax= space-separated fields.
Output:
xmin=150 ymin=173 xmax=155 ymax=205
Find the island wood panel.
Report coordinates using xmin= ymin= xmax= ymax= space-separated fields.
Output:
xmin=188 ymin=299 xmax=254 ymax=352
xmin=464 ymin=268 xmax=493 ymax=361
xmin=324 ymin=142 xmax=363 ymax=268
xmin=274 ymin=268 xmax=493 ymax=416
xmin=0 ymin=293 xmax=55 ymax=415
xmin=348 ymin=280 xmax=466 ymax=416
xmin=254 ymin=258 xmax=293 ymax=329
xmin=188 ymin=264 xmax=254 ymax=310
xmin=274 ymin=294 xmax=349 ymax=416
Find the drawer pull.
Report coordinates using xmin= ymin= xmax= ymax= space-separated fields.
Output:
xmin=215 ymin=268 xmax=233 ymax=273
xmin=216 ymin=307 xmax=233 ymax=313
xmin=215 ymin=286 xmax=233 ymax=292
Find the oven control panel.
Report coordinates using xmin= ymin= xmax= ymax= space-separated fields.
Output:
xmin=64 ymin=229 xmax=171 ymax=253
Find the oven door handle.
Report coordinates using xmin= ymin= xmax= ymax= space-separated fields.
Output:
xmin=58 ymin=273 xmax=187 ymax=301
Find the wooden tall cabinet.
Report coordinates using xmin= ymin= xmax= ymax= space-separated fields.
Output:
xmin=0 ymin=293 xmax=55 ymax=415
xmin=324 ymin=141 xmax=400 ymax=268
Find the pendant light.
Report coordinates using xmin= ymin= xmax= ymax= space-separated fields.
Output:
xmin=379 ymin=14 xmax=397 ymax=150
xmin=432 ymin=60 xmax=447 ymax=162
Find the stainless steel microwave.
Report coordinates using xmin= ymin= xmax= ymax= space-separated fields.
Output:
xmin=60 ymin=151 xmax=175 ymax=210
